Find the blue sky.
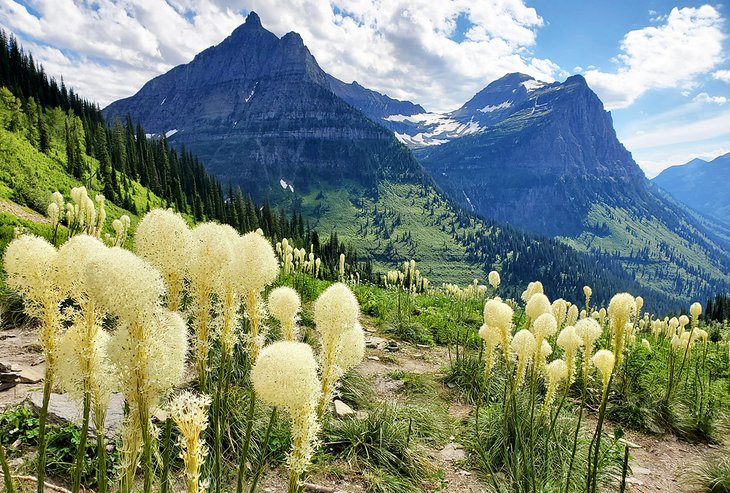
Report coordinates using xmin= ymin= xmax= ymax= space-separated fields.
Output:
xmin=1 ymin=0 xmax=729 ymax=177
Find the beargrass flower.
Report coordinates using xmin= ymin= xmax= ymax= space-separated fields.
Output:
xmin=251 ymin=341 xmax=321 ymax=488
xmin=592 ymin=350 xmax=615 ymax=393
xmin=168 ymin=392 xmax=211 ymax=493
xmin=511 ymin=329 xmax=537 ymax=388
xmin=268 ymin=287 xmax=302 ymax=341
xmin=134 ymin=209 xmax=194 ymax=311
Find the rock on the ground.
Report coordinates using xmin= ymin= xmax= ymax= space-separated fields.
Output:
xmin=28 ymin=391 xmax=125 ymax=438
xmin=439 ymin=442 xmax=466 ymax=461
xmin=17 ymin=367 xmax=43 ymax=384
xmin=334 ymin=399 xmax=355 ymax=417
xmin=365 ymin=336 xmax=388 ymax=350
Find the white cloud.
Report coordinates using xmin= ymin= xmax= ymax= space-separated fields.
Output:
xmin=622 ymin=109 xmax=730 ymax=154
xmin=584 ymin=6 xmax=725 ymax=110
xmin=714 ymin=69 xmax=730 ymax=83
xmin=693 ymin=92 xmax=728 ymax=105
xmin=0 ymin=0 xmax=560 ymax=111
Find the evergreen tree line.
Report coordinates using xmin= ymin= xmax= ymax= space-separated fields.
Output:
xmin=705 ymin=294 xmax=730 ymax=322
xmin=0 ymin=28 xmax=369 ymax=281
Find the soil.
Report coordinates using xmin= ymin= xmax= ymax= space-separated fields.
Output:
xmin=0 ymin=199 xmax=50 ymax=225
xmin=0 ymin=323 xmax=725 ymax=492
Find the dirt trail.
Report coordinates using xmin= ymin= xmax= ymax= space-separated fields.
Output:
xmin=0 ymin=199 xmax=50 ymax=225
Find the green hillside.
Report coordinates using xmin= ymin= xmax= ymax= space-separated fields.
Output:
xmin=0 ymin=92 xmax=168 ymax=232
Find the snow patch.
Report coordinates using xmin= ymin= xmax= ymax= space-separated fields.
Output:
xmin=478 ymin=101 xmax=512 ymax=113
xmin=165 ymin=129 xmax=178 ymax=138
xmin=245 ymin=82 xmax=258 ymax=103
xmin=462 ymin=190 xmax=475 ymax=211
xmin=522 ymin=80 xmax=545 ymax=92
xmin=279 ymin=179 xmax=294 ymax=192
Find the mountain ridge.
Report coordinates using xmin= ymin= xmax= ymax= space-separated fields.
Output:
xmin=102 ymin=12 xmax=730 ymax=308
xmin=652 ymin=153 xmax=730 ymax=226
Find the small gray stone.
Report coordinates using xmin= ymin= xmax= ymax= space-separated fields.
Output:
xmin=334 ymin=399 xmax=355 ymax=417
xmin=17 ymin=367 xmax=43 ymax=384
xmin=439 ymin=443 xmax=466 ymax=461
xmin=365 ymin=336 xmax=388 ymax=350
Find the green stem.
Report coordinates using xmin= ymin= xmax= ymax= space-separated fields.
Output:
xmin=249 ymin=408 xmax=278 ymax=493
xmin=213 ymin=353 xmax=229 ymax=493
xmin=589 ymin=374 xmax=613 ymax=493
xmin=0 ymin=440 xmax=15 ymax=493
xmin=36 ymin=372 xmax=53 ymax=493
xmin=287 ymin=471 xmax=301 ymax=493
xmin=564 ymin=378 xmax=587 ymax=493
xmin=140 ymin=402 xmax=153 ymax=493
xmin=236 ymin=388 xmax=257 ymax=493
xmin=72 ymin=391 xmax=92 ymax=493
xmin=160 ymin=419 xmax=173 ymax=493
xmin=96 ymin=431 xmax=107 ymax=493
xmin=619 ymin=445 xmax=630 ymax=493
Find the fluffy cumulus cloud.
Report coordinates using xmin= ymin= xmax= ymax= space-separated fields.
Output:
xmin=714 ymin=69 xmax=730 ymax=83
xmin=585 ymin=6 xmax=726 ymax=110
xmin=0 ymin=0 xmax=246 ymax=105
xmin=0 ymin=0 xmax=561 ymax=111
xmin=693 ymin=92 xmax=727 ymax=105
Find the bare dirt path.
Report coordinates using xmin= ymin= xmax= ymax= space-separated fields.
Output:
xmin=0 ymin=199 xmax=49 ymax=225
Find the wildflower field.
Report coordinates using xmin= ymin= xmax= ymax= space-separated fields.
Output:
xmin=0 ymin=187 xmax=729 ymax=493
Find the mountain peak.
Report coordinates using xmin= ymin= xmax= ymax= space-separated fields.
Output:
xmin=281 ymin=31 xmax=304 ymax=45
xmin=564 ymin=74 xmax=588 ymax=86
xmin=497 ymin=72 xmax=535 ymax=83
xmin=243 ymin=11 xmax=262 ymax=28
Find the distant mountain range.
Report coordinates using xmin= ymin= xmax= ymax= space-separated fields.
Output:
xmin=103 ymin=11 xmax=730 ymax=308
xmin=653 ymin=153 xmax=730 ymax=225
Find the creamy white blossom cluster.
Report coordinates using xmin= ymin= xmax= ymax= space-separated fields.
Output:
xmin=313 ymin=283 xmax=364 ymax=414
xmin=252 ymin=341 xmax=322 ymax=481
xmin=268 ymin=286 xmax=301 ymax=341
xmin=168 ymin=391 xmax=211 ymax=493
xmin=134 ymin=209 xmax=193 ymax=311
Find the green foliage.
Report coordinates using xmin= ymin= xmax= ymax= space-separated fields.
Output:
xmin=387 ymin=370 xmax=434 ymax=396
xmin=0 ymin=406 xmax=117 ymax=486
xmin=337 ymin=369 xmax=377 ymax=410
xmin=321 ymin=403 xmax=437 ymax=492
xmin=468 ymin=393 xmax=622 ymax=492
xmin=691 ymin=455 xmax=730 ymax=493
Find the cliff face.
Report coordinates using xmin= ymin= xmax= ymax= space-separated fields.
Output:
xmin=415 ymin=74 xmax=647 ymax=235
xmin=104 ymin=12 xmax=425 ymax=199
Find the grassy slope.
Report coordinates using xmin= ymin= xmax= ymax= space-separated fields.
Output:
xmin=561 ymin=202 xmax=730 ymax=296
xmin=0 ymin=125 xmax=170 ymax=239
xmin=299 ymin=181 xmax=484 ymax=285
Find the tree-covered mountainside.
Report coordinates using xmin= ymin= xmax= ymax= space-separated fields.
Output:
xmin=653 ymin=153 xmax=730 ymax=226
xmin=408 ymin=74 xmax=730 ymax=304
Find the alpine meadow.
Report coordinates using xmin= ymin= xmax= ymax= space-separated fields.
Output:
xmin=1 ymin=3 xmax=730 ymax=493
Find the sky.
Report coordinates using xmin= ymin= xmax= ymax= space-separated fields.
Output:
xmin=1 ymin=1 xmax=729 ymax=178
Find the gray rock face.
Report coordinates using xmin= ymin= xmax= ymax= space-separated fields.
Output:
xmin=327 ymin=74 xmax=425 ymax=121
xmin=416 ymin=74 xmax=647 ymax=236
xmin=103 ymin=12 xmax=425 ymax=200
xmin=29 ymin=392 xmax=125 ymax=438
